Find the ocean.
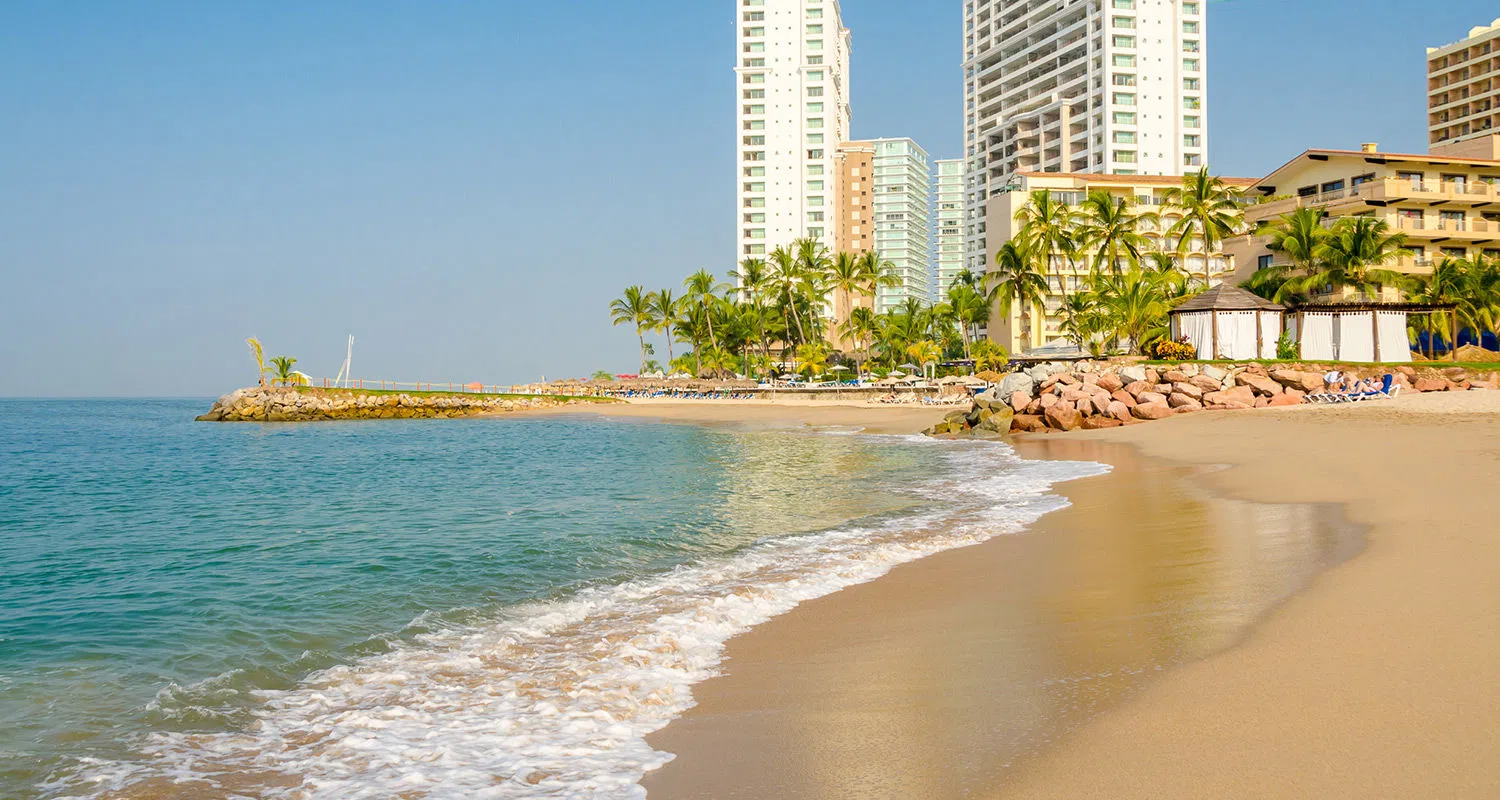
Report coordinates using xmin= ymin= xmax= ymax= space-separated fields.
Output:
xmin=0 ymin=399 xmax=1104 ymax=799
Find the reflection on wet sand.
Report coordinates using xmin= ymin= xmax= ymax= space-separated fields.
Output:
xmin=641 ymin=439 xmax=1361 ymax=800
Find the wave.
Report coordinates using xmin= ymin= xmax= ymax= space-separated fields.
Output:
xmin=47 ymin=439 xmax=1106 ymax=799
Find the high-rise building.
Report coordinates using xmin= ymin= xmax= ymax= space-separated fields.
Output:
xmin=961 ymin=0 xmax=1208 ymax=274
xmin=1428 ymin=19 xmax=1500 ymax=149
xmin=736 ymin=0 xmax=852 ymax=269
xmin=834 ymin=141 xmax=876 ymax=258
xmin=934 ymin=159 xmax=965 ymax=295
xmin=863 ymin=138 xmax=932 ymax=312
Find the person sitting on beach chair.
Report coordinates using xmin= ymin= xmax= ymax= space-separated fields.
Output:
xmin=1323 ymin=369 xmax=1343 ymax=393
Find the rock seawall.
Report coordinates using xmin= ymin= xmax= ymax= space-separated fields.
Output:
xmin=927 ymin=361 xmax=1499 ymax=438
xmin=197 ymin=387 xmax=586 ymax=422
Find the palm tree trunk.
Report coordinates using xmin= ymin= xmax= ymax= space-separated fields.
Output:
xmin=636 ymin=331 xmax=647 ymax=374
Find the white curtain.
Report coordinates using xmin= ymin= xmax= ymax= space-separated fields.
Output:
xmin=1376 ymin=311 xmax=1412 ymax=363
xmin=1177 ymin=312 xmax=1215 ymax=359
xmin=1300 ymin=313 xmax=1336 ymax=360
xmin=1225 ymin=311 xmax=1260 ymax=360
xmin=1259 ymin=312 xmax=1282 ymax=359
xmin=1336 ymin=312 xmax=1375 ymax=363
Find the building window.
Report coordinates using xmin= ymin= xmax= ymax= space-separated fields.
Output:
xmin=808 ymin=212 xmax=824 ymax=222
xmin=807 ymin=86 xmax=824 ymax=97
xmin=1113 ymin=92 xmax=1136 ymax=106
xmin=1184 ymin=58 xmax=1199 ymax=72
xmin=1321 ymin=180 xmax=1346 ymax=193
xmin=807 ymin=227 xmax=824 ymax=238
xmin=1113 ymin=54 xmax=1136 ymax=67
xmin=744 ymin=119 xmax=764 ymax=129
xmin=807 ymin=118 xmax=823 ymax=128
xmin=1258 ymin=254 xmax=1274 ymax=270
xmin=1183 ymin=1 xmax=1199 ymax=13
xmin=807 ymin=164 xmax=824 ymax=175
xmin=1184 ymin=154 xmax=1202 ymax=167
xmin=806 ymin=7 xmax=823 ymax=17
xmin=745 ymin=27 xmax=764 ymax=37
xmin=807 ymin=39 xmax=823 ymax=50
xmin=808 ymin=196 xmax=824 ymax=207
xmin=1113 ymin=111 xmax=1137 ymax=125
xmin=1351 ymin=173 xmax=1375 ymax=187
xmin=1183 ymin=134 xmax=1200 ymax=148
xmin=1112 ymin=16 xmax=1135 ymax=29
xmin=807 ymin=55 xmax=823 ymax=64
xmin=1184 ymin=115 xmax=1200 ymax=129
xmin=1183 ymin=40 xmax=1200 ymax=53
xmin=1113 ymin=74 xmax=1136 ymax=86
xmin=743 ymin=182 xmax=765 ymax=192
xmin=743 ymin=166 xmax=764 ymax=177
xmin=1113 ymin=0 xmax=1134 ymax=7
xmin=806 ymin=24 xmax=823 ymax=34
xmin=1183 ymin=96 xmax=1201 ymax=109
xmin=807 ymin=70 xmax=824 ymax=81
xmin=807 ymin=149 xmax=824 ymax=159
xmin=1113 ymin=131 xmax=1137 ymax=144
xmin=807 ymin=102 xmax=824 ymax=112
xmin=806 ymin=133 xmax=824 ymax=144
xmin=1114 ymin=150 xmax=1138 ymax=163
xmin=1184 ymin=77 xmax=1200 ymax=91
xmin=1183 ymin=21 xmax=1199 ymax=34
xmin=807 ymin=180 xmax=824 ymax=191
xmin=1112 ymin=35 xmax=1136 ymax=48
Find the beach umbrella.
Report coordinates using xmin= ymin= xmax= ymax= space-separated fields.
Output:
xmin=887 ymin=370 xmax=907 ymax=379
xmin=828 ymin=365 xmax=849 ymax=373
xmin=899 ymin=363 xmax=920 ymax=371
xmin=779 ymin=373 xmax=798 ymax=380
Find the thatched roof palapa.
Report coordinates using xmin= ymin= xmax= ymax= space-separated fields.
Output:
xmin=1171 ymin=284 xmax=1285 ymax=314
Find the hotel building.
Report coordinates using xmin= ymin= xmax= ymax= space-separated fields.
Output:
xmin=987 ymin=171 xmax=1253 ymax=353
xmin=1225 ymin=137 xmax=1500 ymax=300
xmin=866 ymin=138 xmax=932 ymax=311
xmin=736 ymin=0 xmax=851 ymax=267
xmin=962 ymin=0 xmax=1208 ymax=275
xmin=1428 ymin=19 xmax=1500 ymax=148
xmin=934 ymin=158 xmax=966 ymax=295
xmin=834 ymin=141 xmax=875 ymax=257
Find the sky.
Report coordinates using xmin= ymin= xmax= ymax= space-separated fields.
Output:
xmin=1 ymin=0 xmax=1496 ymax=396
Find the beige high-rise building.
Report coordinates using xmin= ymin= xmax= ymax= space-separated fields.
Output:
xmin=834 ymin=141 xmax=875 ymax=257
xmin=1428 ymin=19 xmax=1500 ymax=148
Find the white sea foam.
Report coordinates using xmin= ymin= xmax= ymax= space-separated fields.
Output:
xmin=53 ymin=439 xmax=1106 ymax=799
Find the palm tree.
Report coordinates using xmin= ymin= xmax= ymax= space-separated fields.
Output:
xmin=794 ymin=341 xmax=829 ymax=378
xmin=1092 ymin=266 xmax=1182 ymax=353
xmin=269 ymin=356 xmax=299 ymax=387
xmin=1164 ymin=167 xmax=1245 ymax=257
xmin=855 ymin=249 xmax=900 ymax=298
xmin=1016 ymin=189 xmax=1081 ymax=335
xmin=245 ymin=337 xmax=268 ymax=387
xmin=986 ymin=239 xmax=1049 ymax=351
xmin=684 ymin=269 xmax=726 ymax=352
xmin=1304 ymin=216 xmax=1411 ymax=301
xmin=1408 ymin=257 xmax=1467 ymax=358
xmin=1077 ymin=189 xmax=1156 ymax=275
xmin=738 ymin=258 xmax=772 ymax=361
xmin=839 ymin=306 xmax=879 ymax=377
xmin=649 ymin=289 xmax=680 ymax=370
xmin=905 ymin=340 xmax=942 ymax=376
xmin=1242 ymin=207 xmax=1328 ymax=304
xmin=768 ymin=245 xmax=807 ymax=348
xmin=609 ymin=285 xmax=655 ymax=374
xmin=946 ymin=283 xmax=989 ymax=359
xmin=827 ymin=251 xmax=865 ymax=346
xmin=794 ymin=237 xmax=833 ymax=341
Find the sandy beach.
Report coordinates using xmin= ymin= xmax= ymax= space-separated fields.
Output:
xmin=537 ymin=396 xmax=953 ymax=436
xmin=627 ymin=391 xmax=1500 ymax=798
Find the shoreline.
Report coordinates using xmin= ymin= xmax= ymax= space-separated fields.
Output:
xmin=631 ymin=392 xmax=1500 ymax=798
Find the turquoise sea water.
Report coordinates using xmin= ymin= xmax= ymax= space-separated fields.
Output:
xmin=0 ymin=399 xmax=1102 ymax=798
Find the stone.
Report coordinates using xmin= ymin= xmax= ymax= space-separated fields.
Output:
xmin=1044 ymin=404 xmax=1083 ymax=431
xmin=1026 ymin=364 xmax=1052 ymax=382
xmin=1124 ymin=380 xmax=1151 ymax=399
xmin=1235 ymin=373 xmax=1283 ymax=396
xmin=1111 ymin=390 xmax=1137 ymax=407
xmin=1137 ymin=391 xmax=1168 ymax=406
xmin=1154 ymin=383 xmax=1174 ymax=395
xmin=1096 ymin=372 xmax=1124 ymax=393
xmin=1108 ymin=401 xmax=1132 ymax=422
xmin=976 ymin=407 xmax=1014 ymax=433
xmin=1268 ymin=392 xmax=1305 ymax=407
xmin=1189 ymin=374 xmax=1221 ymax=392
xmin=1413 ymin=378 xmax=1447 ymax=393
xmin=1168 ymin=392 xmax=1202 ymax=409
xmin=1173 ymin=404 xmax=1202 ymax=414
xmin=1396 ymin=366 xmax=1417 ymax=379
xmin=997 ymin=372 xmax=1037 ymax=398
xmin=1056 ymin=372 xmax=1081 ymax=386
xmin=1131 ymin=402 xmax=1174 ymax=421
xmin=1082 ymin=416 xmax=1124 ymax=430
xmin=1012 ymin=414 xmax=1047 ymax=433
xmin=1143 ymin=368 xmax=1161 ymax=385
xmin=1163 ymin=370 xmax=1191 ymax=384
xmin=1254 ymin=396 xmax=1271 ymax=408
xmin=1442 ymin=367 xmax=1469 ymax=382
xmin=1118 ymin=365 xmax=1148 ymax=384
xmin=1090 ymin=394 xmax=1112 ymax=416
xmin=1061 ymin=387 xmax=1092 ymax=403
xmin=1039 ymin=393 xmax=1061 ymax=409
xmin=1075 ymin=399 xmax=1093 ymax=415
xmin=1172 ymin=382 xmax=1204 ymax=400
xmin=1204 ymin=385 xmax=1256 ymax=406
xmin=1272 ymin=369 xmax=1323 ymax=394
xmin=1009 ymin=391 xmax=1032 ymax=413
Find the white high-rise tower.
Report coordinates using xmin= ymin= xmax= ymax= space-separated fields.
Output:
xmin=961 ymin=0 xmax=1208 ymax=273
xmin=736 ymin=0 xmax=852 ymax=267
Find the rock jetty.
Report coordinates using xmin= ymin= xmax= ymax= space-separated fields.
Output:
xmin=926 ymin=361 xmax=1499 ymax=438
xmin=197 ymin=387 xmax=588 ymax=422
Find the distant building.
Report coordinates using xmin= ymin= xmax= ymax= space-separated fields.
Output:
xmin=1225 ymin=138 xmax=1500 ymax=300
xmin=987 ymin=171 xmax=1254 ymax=354
xmin=934 ymin=159 xmax=966 ymax=296
xmin=834 ymin=141 xmax=875 ymax=258
xmin=962 ymin=0 xmax=1209 ymax=277
xmin=862 ymin=138 xmax=932 ymax=312
xmin=1428 ymin=19 xmax=1500 ymax=148
xmin=735 ymin=0 xmax=851 ymax=267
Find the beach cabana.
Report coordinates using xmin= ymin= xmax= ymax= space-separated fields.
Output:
xmin=1286 ymin=303 xmax=1437 ymax=364
xmin=1168 ymin=285 xmax=1285 ymax=360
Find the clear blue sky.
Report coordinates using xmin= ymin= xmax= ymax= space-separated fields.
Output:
xmin=1 ymin=0 xmax=1495 ymax=396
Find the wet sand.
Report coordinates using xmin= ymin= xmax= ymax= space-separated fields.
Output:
xmin=538 ymin=397 xmax=952 ymax=436
xmin=639 ymin=391 xmax=1500 ymax=799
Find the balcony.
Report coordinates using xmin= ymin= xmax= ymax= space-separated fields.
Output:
xmin=1248 ymin=177 xmax=1500 ymax=221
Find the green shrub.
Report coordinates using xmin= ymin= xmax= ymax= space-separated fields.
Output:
xmin=1151 ymin=338 xmax=1198 ymax=361
xmin=1275 ymin=332 xmax=1299 ymax=361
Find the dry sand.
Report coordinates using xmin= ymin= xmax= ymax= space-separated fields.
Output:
xmin=635 ymin=391 xmax=1500 ymax=799
xmin=539 ymin=397 xmax=953 ymax=436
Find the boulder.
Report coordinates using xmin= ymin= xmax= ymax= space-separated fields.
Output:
xmin=1174 ymin=404 xmax=1202 ymax=414
xmin=1107 ymin=401 xmax=1133 ymax=422
xmin=1118 ymin=365 xmax=1149 ymax=384
xmin=1268 ymin=392 xmax=1304 ymax=407
xmin=972 ymin=389 xmax=1000 ymax=410
xmin=1082 ymin=416 xmax=1124 ymax=430
xmin=998 ymin=372 xmax=1037 ymax=398
xmin=1172 ymin=382 xmax=1204 ymax=400
xmin=1009 ymin=391 xmax=1032 ymax=413
xmin=1236 ymin=373 xmax=1283 ymax=396
xmin=1039 ymin=393 xmax=1061 ymax=409
xmin=1090 ymin=394 xmax=1112 ymax=416
xmin=1442 ymin=367 xmax=1469 ymax=382
xmin=1096 ymin=372 xmax=1124 ymax=393
xmin=1163 ymin=370 xmax=1191 ymax=384
xmin=1131 ymin=402 xmax=1174 ymax=421
xmin=1189 ymin=374 xmax=1221 ymax=392
xmin=1272 ymin=369 xmax=1323 ymax=394
xmin=1137 ymin=391 xmax=1168 ymax=406
xmin=1056 ymin=372 xmax=1081 ymax=386
xmin=976 ymin=406 xmax=1014 ymax=433
xmin=1044 ymin=404 xmax=1083 ymax=431
xmin=1413 ymin=378 xmax=1447 ymax=393
xmin=1012 ymin=414 xmax=1047 ymax=433
xmin=1204 ymin=385 xmax=1256 ymax=407
xmin=1124 ymin=380 xmax=1151 ymax=399
xmin=1060 ymin=387 xmax=1092 ymax=404
xmin=1111 ymin=390 xmax=1137 ymax=407
xmin=1168 ymin=392 xmax=1203 ymax=409
xmin=1026 ymin=364 xmax=1052 ymax=382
